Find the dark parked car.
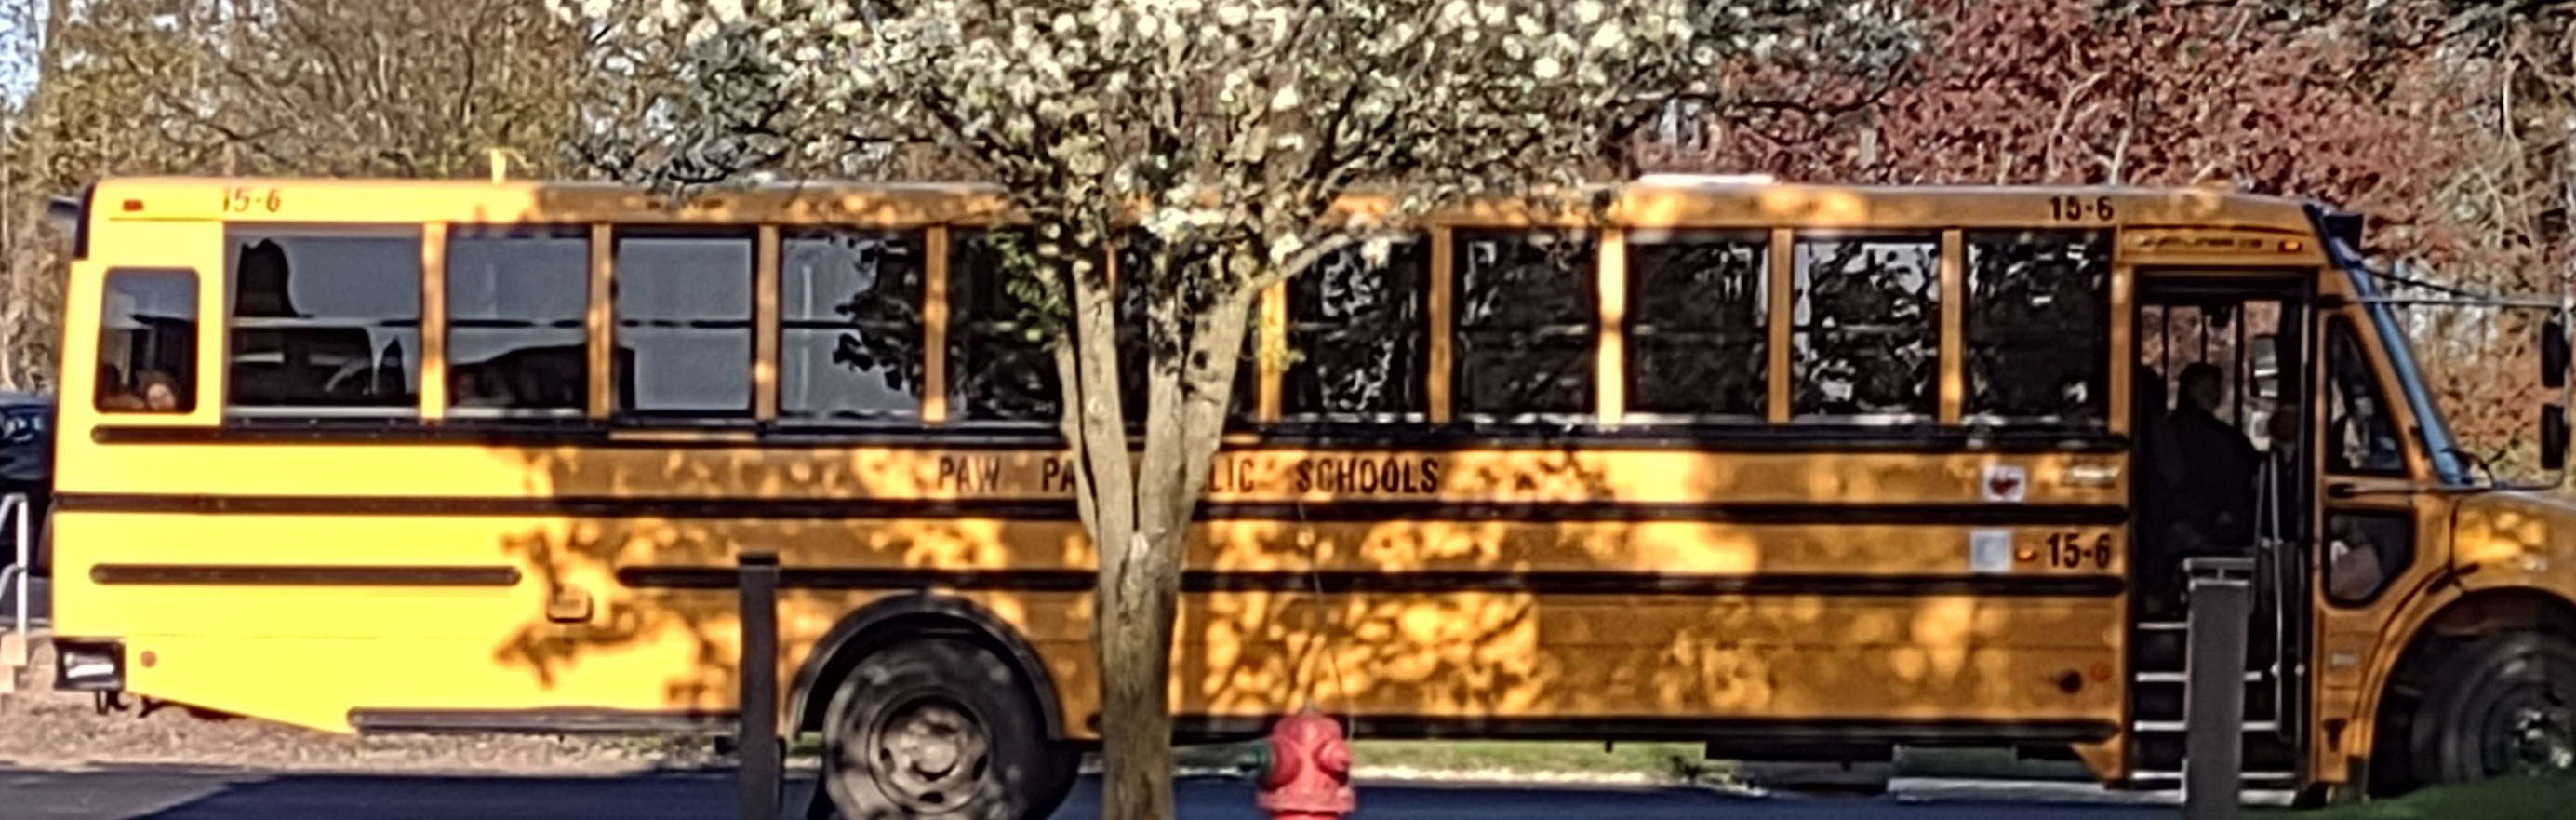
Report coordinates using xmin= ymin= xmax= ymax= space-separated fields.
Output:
xmin=0 ymin=390 xmax=52 ymax=575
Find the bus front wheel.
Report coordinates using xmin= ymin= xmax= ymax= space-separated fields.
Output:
xmin=2407 ymin=630 xmax=2576 ymax=786
xmin=820 ymin=639 xmax=1078 ymax=820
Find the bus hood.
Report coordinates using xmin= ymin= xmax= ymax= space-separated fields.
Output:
xmin=2448 ymin=490 xmax=2576 ymax=579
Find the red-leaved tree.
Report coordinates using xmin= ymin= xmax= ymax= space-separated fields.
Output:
xmin=1659 ymin=0 xmax=2442 ymax=251
xmin=1650 ymin=0 xmax=2576 ymax=468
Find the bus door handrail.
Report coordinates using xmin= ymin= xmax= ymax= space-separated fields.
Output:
xmin=1 ymin=492 xmax=26 ymax=636
xmin=2253 ymin=453 xmax=2293 ymax=739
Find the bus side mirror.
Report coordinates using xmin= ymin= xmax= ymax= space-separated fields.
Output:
xmin=2544 ymin=314 xmax=2569 ymax=390
xmin=2545 ymin=404 xmax=2568 ymax=472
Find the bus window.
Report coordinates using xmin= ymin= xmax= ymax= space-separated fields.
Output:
xmin=1791 ymin=234 xmax=1939 ymax=422
xmin=2322 ymin=320 xmax=2410 ymax=612
xmin=93 ymin=269 xmax=199 ymax=415
xmin=1285 ymin=238 xmax=1430 ymax=423
xmin=447 ymin=228 xmax=589 ymax=416
xmin=1622 ymin=230 xmax=1767 ymax=423
xmin=780 ymin=229 xmax=927 ymax=423
xmin=611 ymin=229 xmax=755 ymax=421
xmin=1964 ymin=230 xmax=2111 ymax=428
xmin=1453 ymin=230 xmax=1597 ymax=423
xmin=1110 ymin=235 xmax=1256 ymax=429
xmin=2325 ymin=511 xmax=2409 ymax=606
xmin=2325 ymin=317 xmax=2407 ymax=476
xmin=224 ymin=230 xmax=422 ymax=415
xmin=946 ymin=230 xmax=1060 ymax=423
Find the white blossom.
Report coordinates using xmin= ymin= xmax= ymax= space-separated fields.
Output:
xmin=557 ymin=0 xmax=1924 ymax=367
xmin=1533 ymin=55 xmax=1562 ymax=80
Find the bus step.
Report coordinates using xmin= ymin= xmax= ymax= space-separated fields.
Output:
xmin=2130 ymin=681 xmax=2280 ymax=723
xmin=2132 ymin=720 xmax=2279 ymax=733
xmin=2134 ymin=670 xmax=2263 ymax=684
xmin=2133 ymin=632 xmax=2279 ymax=675
xmin=2126 ymin=771 xmax=2300 ymax=790
xmin=2131 ymin=726 xmax=2300 ymax=774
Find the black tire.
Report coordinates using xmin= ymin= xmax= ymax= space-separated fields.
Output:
xmin=2405 ymin=630 xmax=2576 ymax=786
xmin=820 ymin=639 xmax=1078 ymax=820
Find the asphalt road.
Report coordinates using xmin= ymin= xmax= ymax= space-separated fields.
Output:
xmin=0 ymin=768 xmax=2182 ymax=820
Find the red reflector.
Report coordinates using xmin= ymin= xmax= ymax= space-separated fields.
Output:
xmin=121 ymin=199 xmax=143 ymax=212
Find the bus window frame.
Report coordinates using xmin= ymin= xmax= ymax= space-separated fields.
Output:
xmin=2340 ymin=264 xmax=2469 ymax=487
xmin=939 ymin=226 xmax=1067 ymax=431
xmin=1617 ymin=227 xmax=1772 ymax=427
xmin=216 ymin=223 xmax=430 ymax=422
xmin=92 ymin=266 xmax=205 ymax=418
xmin=1781 ymin=227 xmax=1946 ymax=428
xmin=774 ymin=226 xmax=934 ymax=429
xmin=606 ymin=225 xmax=762 ymax=426
xmin=442 ymin=223 xmax=596 ymax=423
xmin=2321 ymin=315 xmax=2412 ymax=480
xmin=1278 ymin=235 xmax=1436 ymax=428
xmin=1956 ymin=227 xmax=2116 ymax=433
xmin=1447 ymin=226 xmax=1604 ymax=428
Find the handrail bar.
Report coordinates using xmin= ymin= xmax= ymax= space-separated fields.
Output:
xmin=1 ymin=492 xmax=27 ymax=635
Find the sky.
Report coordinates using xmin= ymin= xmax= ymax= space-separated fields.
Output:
xmin=0 ymin=9 xmax=37 ymax=108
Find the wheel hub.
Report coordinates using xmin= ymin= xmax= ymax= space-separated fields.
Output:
xmin=866 ymin=696 xmax=991 ymax=812
xmin=2510 ymin=705 xmax=2574 ymax=773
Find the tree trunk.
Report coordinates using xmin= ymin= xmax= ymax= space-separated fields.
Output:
xmin=1095 ymin=523 xmax=1181 ymax=820
xmin=1055 ymin=248 xmax=1164 ymax=820
xmin=1088 ymin=245 xmax=1261 ymax=820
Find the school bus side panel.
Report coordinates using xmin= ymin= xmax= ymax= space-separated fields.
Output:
xmin=57 ymin=437 xmax=2125 ymax=739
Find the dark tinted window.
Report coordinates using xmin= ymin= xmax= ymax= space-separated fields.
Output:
xmin=1114 ymin=233 xmax=1255 ymax=429
xmin=1790 ymin=235 xmax=1939 ymax=420
xmin=2325 ymin=511 xmax=2410 ymax=606
xmin=1286 ymin=239 xmax=1429 ymax=421
xmin=447 ymin=228 xmax=589 ymax=415
xmin=613 ymin=231 xmax=754 ymax=418
xmin=781 ymin=229 xmax=928 ymax=423
xmin=2327 ymin=318 xmax=2407 ymax=477
xmin=1624 ymin=232 xmax=1768 ymax=420
xmin=94 ymin=269 xmax=199 ymax=414
xmin=947 ymin=230 xmax=1060 ymax=423
xmin=1965 ymin=230 xmax=2110 ymax=426
xmin=224 ymin=230 xmax=421 ymax=414
xmin=1453 ymin=230 xmax=1596 ymax=420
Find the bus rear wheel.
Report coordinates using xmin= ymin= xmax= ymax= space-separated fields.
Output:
xmin=2407 ymin=630 xmax=2576 ymax=786
xmin=820 ymin=639 xmax=1077 ymax=820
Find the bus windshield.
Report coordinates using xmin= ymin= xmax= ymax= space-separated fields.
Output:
xmin=2342 ymin=262 xmax=2470 ymax=486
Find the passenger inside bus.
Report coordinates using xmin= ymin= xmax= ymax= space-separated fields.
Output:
xmin=2132 ymin=363 xmax=2184 ymax=602
xmin=2261 ymin=397 xmax=2300 ymax=527
xmin=96 ymin=364 xmax=181 ymax=412
xmin=2167 ymin=362 xmax=2264 ymax=554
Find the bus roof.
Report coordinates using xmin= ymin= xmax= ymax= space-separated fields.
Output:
xmin=77 ymin=175 xmax=2336 ymax=235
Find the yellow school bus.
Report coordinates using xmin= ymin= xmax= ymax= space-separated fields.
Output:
xmin=35 ymin=174 xmax=2576 ymax=816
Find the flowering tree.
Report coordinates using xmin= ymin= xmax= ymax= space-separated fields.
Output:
xmin=559 ymin=2 xmax=1915 ymax=818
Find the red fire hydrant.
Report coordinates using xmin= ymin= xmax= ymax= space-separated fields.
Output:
xmin=1252 ymin=707 xmax=1355 ymax=819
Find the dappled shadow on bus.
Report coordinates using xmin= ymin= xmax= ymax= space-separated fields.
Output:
xmin=473 ymin=430 xmax=2111 ymax=755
